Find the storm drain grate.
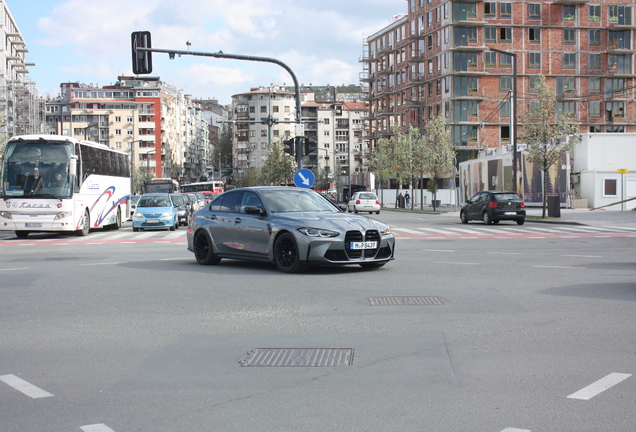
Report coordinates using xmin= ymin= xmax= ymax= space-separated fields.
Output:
xmin=241 ymin=348 xmax=354 ymax=367
xmin=43 ymin=257 xmax=84 ymax=261
xmin=368 ymin=296 xmax=445 ymax=306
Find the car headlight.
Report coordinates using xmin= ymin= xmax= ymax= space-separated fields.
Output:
xmin=54 ymin=211 xmax=72 ymax=220
xmin=0 ymin=211 xmax=12 ymax=220
xmin=297 ymin=227 xmax=340 ymax=238
xmin=373 ymin=222 xmax=392 ymax=236
xmin=161 ymin=211 xmax=173 ymax=218
xmin=134 ymin=212 xmax=144 ymax=218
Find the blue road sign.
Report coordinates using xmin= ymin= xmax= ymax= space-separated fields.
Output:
xmin=294 ymin=169 xmax=314 ymax=188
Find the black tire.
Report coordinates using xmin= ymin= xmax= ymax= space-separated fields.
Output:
xmin=359 ymin=262 xmax=387 ymax=269
xmin=169 ymin=222 xmax=175 ymax=231
xmin=194 ymin=231 xmax=221 ymax=265
xmin=15 ymin=231 xmax=29 ymax=238
xmin=133 ymin=227 xmax=139 ymax=232
xmin=483 ymin=212 xmax=492 ymax=225
xmin=493 ymin=220 xmax=500 ymax=224
xmin=516 ymin=218 xmax=525 ymax=225
xmin=273 ymin=232 xmax=306 ymax=273
xmin=77 ymin=209 xmax=90 ymax=236
xmin=112 ymin=207 xmax=121 ymax=230
xmin=376 ymin=210 xmax=380 ymax=215
xmin=460 ymin=211 xmax=468 ymax=224
xmin=354 ymin=208 xmax=358 ymax=214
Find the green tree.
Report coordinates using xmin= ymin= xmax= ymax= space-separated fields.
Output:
xmin=258 ymin=139 xmax=297 ymax=186
xmin=519 ymin=75 xmax=580 ymax=218
xmin=421 ymin=115 xmax=455 ymax=211
xmin=131 ymin=167 xmax=154 ymax=194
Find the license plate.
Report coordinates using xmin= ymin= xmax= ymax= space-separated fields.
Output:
xmin=350 ymin=241 xmax=377 ymax=249
xmin=147 ymin=219 xmax=160 ymax=223
xmin=504 ymin=212 xmax=517 ymax=215
xmin=25 ymin=223 xmax=42 ymax=227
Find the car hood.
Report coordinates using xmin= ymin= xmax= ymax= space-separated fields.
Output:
xmin=273 ymin=212 xmax=384 ymax=232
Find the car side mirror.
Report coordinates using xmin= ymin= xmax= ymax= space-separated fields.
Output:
xmin=244 ymin=205 xmax=265 ymax=215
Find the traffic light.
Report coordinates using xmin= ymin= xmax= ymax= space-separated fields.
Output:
xmin=131 ymin=31 xmax=153 ymax=74
xmin=304 ymin=138 xmax=317 ymax=155
xmin=283 ymin=138 xmax=295 ymax=156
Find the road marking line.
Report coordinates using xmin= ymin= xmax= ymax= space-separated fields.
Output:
xmin=533 ymin=265 xmax=586 ymax=269
xmin=81 ymin=262 xmax=122 ymax=266
xmin=501 ymin=429 xmax=531 ymax=432
xmin=0 ymin=374 xmax=53 ymax=399
xmin=567 ymin=373 xmax=632 ymax=400
xmin=434 ymin=261 xmax=479 ymax=265
xmin=423 ymin=249 xmax=455 ymax=252
xmin=80 ymin=424 xmax=116 ymax=432
xmin=563 ymin=254 xmax=602 ymax=258
xmin=487 ymin=252 xmax=521 ymax=255
xmin=0 ymin=267 xmax=30 ymax=272
xmin=160 ymin=257 xmax=191 ymax=260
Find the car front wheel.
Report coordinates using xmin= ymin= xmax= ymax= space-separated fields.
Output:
xmin=273 ymin=232 xmax=306 ymax=273
xmin=460 ymin=211 xmax=468 ymax=224
xmin=194 ymin=231 xmax=221 ymax=265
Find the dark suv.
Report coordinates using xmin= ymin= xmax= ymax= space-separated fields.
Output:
xmin=460 ymin=191 xmax=526 ymax=225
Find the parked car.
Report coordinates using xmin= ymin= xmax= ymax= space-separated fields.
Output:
xmin=460 ymin=191 xmax=526 ymax=225
xmin=347 ymin=191 xmax=381 ymax=214
xmin=132 ymin=193 xmax=179 ymax=231
xmin=187 ymin=186 xmax=395 ymax=273
xmin=129 ymin=195 xmax=140 ymax=220
xmin=170 ymin=193 xmax=191 ymax=226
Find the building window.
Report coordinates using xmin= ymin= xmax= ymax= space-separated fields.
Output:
xmin=589 ymin=5 xmax=601 ymax=21
xmin=115 ymin=129 xmax=121 ymax=135
xmin=500 ymin=27 xmax=512 ymax=43
xmin=485 ymin=27 xmax=497 ymax=43
xmin=609 ymin=54 xmax=632 ymax=74
xmin=249 ymin=130 xmax=255 ymax=137
xmin=453 ymin=2 xmax=477 ymax=21
xmin=114 ymin=116 xmax=121 ymax=122
xmin=563 ymin=5 xmax=576 ymax=21
xmin=609 ymin=30 xmax=631 ymax=50
xmin=249 ymin=106 xmax=255 ymax=113
xmin=484 ymin=51 xmax=496 ymax=68
xmin=115 ymin=141 xmax=122 ymax=148
xmin=557 ymin=102 xmax=576 ymax=119
xmin=529 ymin=28 xmax=541 ymax=43
xmin=453 ymin=52 xmax=477 ymax=71
xmin=589 ymin=29 xmax=601 ymax=46
xmin=500 ymin=76 xmax=512 ymax=92
xmin=606 ymin=125 xmax=625 ymax=133
xmin=529 ymin=76 xmax=539 ymax=93
xmin=589 ymin=77 xmax=601 ymax=94
xmin=563 ymin=53 xmax=577 ymax=69
xmin=528 ymin=4 xmax=541 ymax=20
xmin=529 ymin=52 xmax=541 ymax=68
xmin=273 ymin=105 xmax=279 ymax=113
xmin=260 ymin=130 xmax=267 ymax=137
xmin=609 ymin=6 xmax=632 ymax=25
xmin=454 ymin=27 xmax=477 ymax=46
xmin=603 ymin=178 xmax=618 ymax=196
xmin=126 ymin=116 xmax=133 ymax=122
xmin=606 ymin=102 xmax=625 ymax=121
xmin=564 ymin=29 xmax=576 ymax=45
xmin=608 ymin=78 xmax=625 ymax=96
xmin=454 ymin=76 xmax=478 ymax=96
xmin=485 ymin=2 xmax=496 ymax=18
xmin=557 ymin=77 xmax=576 ymax=97
xmin=589 ymin=53 xmax=601 ymax=70
xmin=500 ymin=53 xmax=512 ymax=68
xmin=501 ymin=100 xmax=510 ymax=117
xmin=501 ymin=125 xmax=510 ymax=142
xmin=324 ymin=130 xmax=330 ymax=136
xmin=589 ymin=101 xmax=601 ymax=118
xmin=500 ymin=3 xmax=512 ymax=18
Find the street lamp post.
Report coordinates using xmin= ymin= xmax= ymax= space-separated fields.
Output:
xmin=489 ymin=48 xmax=518 ymax=193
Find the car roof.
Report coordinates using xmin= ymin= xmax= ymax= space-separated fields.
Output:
xmin=141 ymin=193 xmax=171 ymax=197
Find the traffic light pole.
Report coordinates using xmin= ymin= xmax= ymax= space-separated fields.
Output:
xmin=132 ymin=32 xmax=305 ymax=167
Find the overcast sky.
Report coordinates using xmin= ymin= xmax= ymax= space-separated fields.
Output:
xmin=9 ymin=0 xmax=404 ymax=104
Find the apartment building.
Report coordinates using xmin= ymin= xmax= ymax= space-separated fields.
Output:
xmin=361 ymin=1 xmax=636 ymax=163
xmin=0 ymin=1 xmax=42 ymax=137
xmin=44 ymin=76 xmax=212 ymax=182
xmin=230 ymin=85 xmax=370 ymax=187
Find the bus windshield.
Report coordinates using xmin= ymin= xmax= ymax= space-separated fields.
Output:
xmin=1 ymin=139 xmax=74 ymax=198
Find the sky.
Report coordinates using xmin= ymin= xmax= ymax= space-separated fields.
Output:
xmin=8 ymin=0 xmax=405 ymax=105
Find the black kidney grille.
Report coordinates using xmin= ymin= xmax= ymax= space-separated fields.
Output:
xmin=344 ymin=230 xmax=380 ymax=260
xmin=364 ymin=230 xmax=380 ymax=258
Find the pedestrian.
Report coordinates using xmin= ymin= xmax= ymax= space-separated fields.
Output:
xmin=405 ymin=191 xmax=411 ymax=207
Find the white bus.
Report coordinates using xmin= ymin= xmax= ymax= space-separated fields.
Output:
xmin=0 ymin=135 xmax=131 ymax=238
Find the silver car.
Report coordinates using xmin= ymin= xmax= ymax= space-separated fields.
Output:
xmin=187 ymin=186 xmax=395 ymax=273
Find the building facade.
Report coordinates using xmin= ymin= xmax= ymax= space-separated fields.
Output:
xmin=361 ymin=1 xmax=636 ymax=163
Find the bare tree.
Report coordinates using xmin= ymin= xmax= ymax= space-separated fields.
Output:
xmin=519 ymin=75 xmax=580 ymax=218
xmin=421 ymin=115 xmax=455 ymax=212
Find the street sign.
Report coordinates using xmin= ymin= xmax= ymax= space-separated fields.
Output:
xmin=617 ymin=169 xmax=629 ymax=174
xmin=294 ymin=169 xmax=314 ymax=188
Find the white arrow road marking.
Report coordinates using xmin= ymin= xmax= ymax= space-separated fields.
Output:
xmin=81 ymin=424 xmax=116 ymax=432
xmin=0 ymin=374 xmax=53 ymax=399
xmin=567 ymin=372 xmax=632 ymax=400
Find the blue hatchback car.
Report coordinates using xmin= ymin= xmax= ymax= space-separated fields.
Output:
xmin=132 ymin=193 xmax=179 ymax=232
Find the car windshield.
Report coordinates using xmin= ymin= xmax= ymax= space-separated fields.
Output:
xmin=172 ymin=195 xmax=184 ymax=205
xmin=358 ymin=193 xmax=377 ymax=200
xmin=138 ymin=196 xmax=170 ymax=207
xmin=262 ymin=190 xmax=339 ymax=213
xmin=494 ymin=193 xmax=521 ymax=201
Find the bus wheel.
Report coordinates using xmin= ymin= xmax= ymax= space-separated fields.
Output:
xmin=15 ymin=231 xmax=29 ymax=238
xmin=112 ymin=207 xmax=122 ymax=230
xmin=77 ymin=209 xmax=90 ymax=236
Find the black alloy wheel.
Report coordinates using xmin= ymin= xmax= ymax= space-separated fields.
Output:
xmin=483 ymin=211 xmax=492 ymax=225
xmin=460 ymin=211 xmax=468 ymax=224
xmin=273 ymin=232 xmax=306 ymax=273
xmin=194 ymin=231 xmax=221 ymax=265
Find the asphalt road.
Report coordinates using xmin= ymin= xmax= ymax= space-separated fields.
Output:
xmin=1 ymin=211 xmax=635 ymax=431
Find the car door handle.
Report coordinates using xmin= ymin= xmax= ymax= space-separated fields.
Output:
xmin=234 ymin=217 xmax=242 ymax=223
xmin=205 ymin=215 xmax=217 ymax=220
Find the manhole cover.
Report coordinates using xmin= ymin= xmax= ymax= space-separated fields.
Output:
xmin=368 ymin=296 xmax=445 ymax=306
xmin=241 ymin=348 xmax=354 ymax=367
xmin=43 ymin=257 xmax=84 ymax=261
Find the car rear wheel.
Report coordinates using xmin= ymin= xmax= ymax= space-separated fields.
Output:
xmin=15 ymin=231 xmax=29 ymax=238
xmin=133 ymin=227 xmax=139 ymax=232
xmin=274 ymin=232 xmax=306 ymax=273
xmin=516 ymin=218 xmax=525 ymax=225
xmin=483 ymin=212 xmax=492 ymax=225
xmin=376 ymin=210 xmax=380 ymax=215
xmin=194 ymin=231 xmax=221 ymax=265
xmin=460 ymin=211 xmax=468 ymax=224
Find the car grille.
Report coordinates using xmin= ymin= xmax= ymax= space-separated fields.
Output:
xmin=344 ymin=230 xmax=380 ymax=260
xmin=142 ymin=212 xmax=163 ymax=218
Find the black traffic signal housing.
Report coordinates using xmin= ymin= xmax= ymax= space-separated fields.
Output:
xmin=304 ymin=138 xmax=317 ymax=155
xmin=283 ymin=138 xmax=295 ymax=156
xmin=131 ymin=31 xmax=153 ymax=74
